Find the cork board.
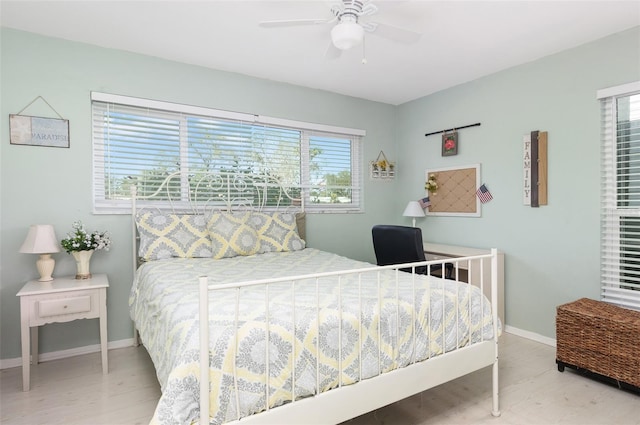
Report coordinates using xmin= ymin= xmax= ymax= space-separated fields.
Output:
xmin=425 ymin=164 xmax=481 ymax=217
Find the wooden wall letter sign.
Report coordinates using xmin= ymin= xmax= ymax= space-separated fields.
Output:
xmin=523 ymin=130 xmax=548 ymax=207
xmin=523 ymin=134 xmax=532 ymax=205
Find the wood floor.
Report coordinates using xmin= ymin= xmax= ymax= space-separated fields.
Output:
xmin=1 ymin=333 xmax=638 ymax=425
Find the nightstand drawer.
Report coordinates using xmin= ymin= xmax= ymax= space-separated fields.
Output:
xmin=38 ymin=295 xmax=92 ymax=317
xmin=26 ymin=289 xmax=101 ymax=325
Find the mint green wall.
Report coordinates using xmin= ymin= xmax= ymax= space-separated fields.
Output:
xmin=396 ymin=27 xmax=640 ymax=337
xmin=0 ymin=29 xmax=398 ymax=360
xmin=1 ymin=26 xmax=639 ymax=361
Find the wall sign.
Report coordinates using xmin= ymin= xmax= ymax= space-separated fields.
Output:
xmin=523 ymin=130 xmax=547 ymax=206
xmin=10 ymin=114 xmax=70 ymax=148
xmin=523 ymin=135 xmax=532 ymax=204
xmin=369 ymin=150 xmax=395 ymax=180
xmin=9 ymin=96 xmax=69 ymax=148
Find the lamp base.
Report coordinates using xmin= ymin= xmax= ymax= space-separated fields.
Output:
xmin=36 ymin=254 xmax=55 ymax=282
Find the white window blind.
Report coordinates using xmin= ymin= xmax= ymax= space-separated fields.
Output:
xmin=91 ymin=92 xmax=364 ymax=214
xmin=600 ymin=81 xmax=640 ymax=311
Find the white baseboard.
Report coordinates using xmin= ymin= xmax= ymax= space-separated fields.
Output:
xmin=505 ymin=325 xmax=556 ymax=347
xmin=0 ymin=338 xmax=134 ymax=370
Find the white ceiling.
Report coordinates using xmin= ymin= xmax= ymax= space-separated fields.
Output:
xmin=2 ymin=0 xmax=639 ymax=105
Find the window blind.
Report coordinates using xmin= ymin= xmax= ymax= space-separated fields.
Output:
xmin=91 ymin=92 xmax=364 ymax=214
xmin=600 ymin=82 xmax=640 ymax=311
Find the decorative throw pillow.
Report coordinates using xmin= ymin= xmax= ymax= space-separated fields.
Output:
xmin=136 ymin=213 xmax=212 ymax=261
xmin=249 ymin=212 xmax=306 ymax=253
xmin=207 ymin=212 xmax=260 ymax=259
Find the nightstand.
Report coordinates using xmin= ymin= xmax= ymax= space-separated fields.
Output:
xmin=16 ymin=274 xmax=109 ymax=391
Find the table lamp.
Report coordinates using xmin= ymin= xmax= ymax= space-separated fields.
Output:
xmin=20 ymin=224 xmax=61 ymax=281
xmin=403 ymin=201 xmax=425 ymax=227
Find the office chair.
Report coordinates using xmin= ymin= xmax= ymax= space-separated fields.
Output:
xmin=371 ymin=224 xmax=453 ymax=279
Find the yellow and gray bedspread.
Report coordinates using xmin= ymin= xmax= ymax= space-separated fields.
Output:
xmin=129 ymin=248 xmax=497 ymax=425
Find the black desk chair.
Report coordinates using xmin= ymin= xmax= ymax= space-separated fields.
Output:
xmin=372 ymin=224 xmax=453 ymax=279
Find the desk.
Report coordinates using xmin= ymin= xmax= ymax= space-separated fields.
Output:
xmin=424 ymin=243 xmax=505 ymax=324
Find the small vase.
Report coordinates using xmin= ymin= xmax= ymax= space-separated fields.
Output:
xmin=72 ymin=250 xmax=94 ymax=280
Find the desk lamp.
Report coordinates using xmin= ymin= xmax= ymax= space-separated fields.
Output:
xmin=403 ymin=201 xmax=425 ymax=227
xmin=20 ymin=224 xmax=61 ymax=281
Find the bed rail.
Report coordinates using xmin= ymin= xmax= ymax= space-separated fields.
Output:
xmin=197 ymin=250 xmax=500 ymax=424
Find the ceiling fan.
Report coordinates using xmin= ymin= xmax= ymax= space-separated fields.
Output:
xmin=259 ymin=0 xmax=421 ymax=59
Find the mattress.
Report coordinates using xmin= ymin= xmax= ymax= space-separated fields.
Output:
xmin=129 ymin=248 xmax=496 ymax=425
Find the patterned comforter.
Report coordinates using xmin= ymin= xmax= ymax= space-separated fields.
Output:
xmin=129 ymin=248 xmax=497 ymax=425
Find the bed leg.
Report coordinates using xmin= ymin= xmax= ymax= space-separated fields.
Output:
xmin=491 ymin=350 xmax=501 ymax=417
xmin=133 ymin=326 xmax=140 ymax=347
xmin=490 ymin=249 xmax=501 ymax=418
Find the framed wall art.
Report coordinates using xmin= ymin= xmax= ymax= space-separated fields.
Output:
xmin=442 ymin=131 xmax=458 ymax=156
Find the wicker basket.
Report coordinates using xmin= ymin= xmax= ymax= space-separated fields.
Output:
xmin=556 ymin=298 xmax=640 ymax=389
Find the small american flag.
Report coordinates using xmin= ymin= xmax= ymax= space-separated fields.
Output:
xmin=419 ymin=197 xmax=430 ymax=208
xmin=476 ymin=184 xmax=493 ymax=203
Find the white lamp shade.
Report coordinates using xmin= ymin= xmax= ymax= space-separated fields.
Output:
xmin=331 ymin=21 xmax=364 ymax=50
xmin=403 ymin=201 xmax=425 ymax=227
xmin=20 ymin=224 xmax=61 ymax=254
xmin=403 ymin=201 xmax=425 ymax=218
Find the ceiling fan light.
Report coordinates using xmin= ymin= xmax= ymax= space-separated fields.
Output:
xmin=331 ymin=21 xmax=364 ymax=50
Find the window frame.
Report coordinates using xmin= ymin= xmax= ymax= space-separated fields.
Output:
xmin=91 ymin=92 xmax=365 ymax=214
xmin=598 ymin=81 xmax=640 ymax=311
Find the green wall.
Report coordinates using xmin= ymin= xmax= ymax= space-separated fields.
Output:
xmin=1 ymin=26 xmax=639 ymax=361
xmin=0 ymin=29 xmax=397 ymax=360
xmin=396 ymin=27 xmax=640 ymax=337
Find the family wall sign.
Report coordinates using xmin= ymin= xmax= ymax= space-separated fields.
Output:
xmin=523 ymin=130 xmax=548 ymax=207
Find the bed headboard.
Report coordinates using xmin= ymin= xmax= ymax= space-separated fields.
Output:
xmin=130 ymin=170 xmax=303 ymax=214
xmin=130 ymin=170 xmax=304 ymax=270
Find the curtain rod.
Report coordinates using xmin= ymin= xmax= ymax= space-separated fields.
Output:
xmin=425 ymin=122 xmax=481 ymax=137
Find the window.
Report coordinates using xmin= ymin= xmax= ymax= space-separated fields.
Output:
xmin=599 ymin=81 xmax=640 ymax=311
xmin=91 ymin=93 xmax=364 ymax=213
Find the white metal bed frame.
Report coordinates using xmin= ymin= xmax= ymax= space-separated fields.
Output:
xmin=130 ymin=171 xmax=501 ymax=425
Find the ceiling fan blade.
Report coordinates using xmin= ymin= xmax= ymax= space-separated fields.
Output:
xmin=325 ymin=42 xmax=342 ymax=60
xmin=259 ymin=18 xmax=333 ymax=28
xmin=367 ymin=22 xmax=421 ymax=44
